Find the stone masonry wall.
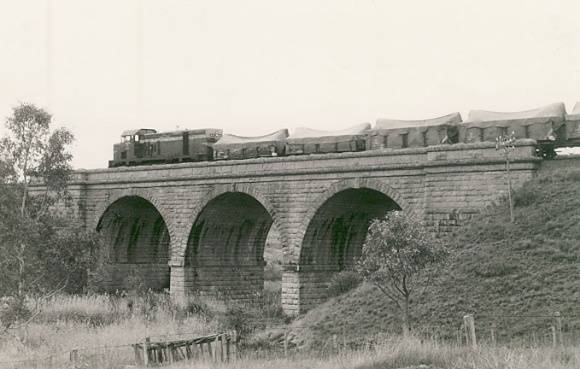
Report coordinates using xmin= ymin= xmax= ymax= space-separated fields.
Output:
xmin=34 ymin=141 xmax=541 ymax=315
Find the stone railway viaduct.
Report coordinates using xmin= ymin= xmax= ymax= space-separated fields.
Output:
xmin=45 ymin=141 xmax=543 ymax=315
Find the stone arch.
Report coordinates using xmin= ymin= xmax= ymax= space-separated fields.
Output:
xmin=295 ymin=178 xmax=416 ymax=261
xmin=94 ymin=193 xmax=172 ymax=291
xmin=91 ymin=188 xmax=177 ymax=244
xmin=292 ymin=178 xmax=411 ymax=312
xmin=179 ymin=184 xmax=281 ymax=298
xmin=173 ymin=183 xmax=285 ymax=260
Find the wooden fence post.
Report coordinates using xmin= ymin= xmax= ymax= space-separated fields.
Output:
xmin=554 ymin=311 xmax=563 ymax=346
xmin=210 ymin=338 xmax=216 ymax=362
xmin=143 ymin=337 xmax=150 ymax=367
xmin=490 ymin=322 xmax=496 ymax=346
xmin=226 ymin=334 xmax=231 ymax=362
xmin=463 ymin=315 xmax=477 ymax=349
xmin=69 ymin=349 xmax=79 ymax=364
xmin=283 ymin=330 xmax=288 ymax=357
xmin=232 ymin=331 xmax=238 ymax=359
xmin=198 ymin=341 xmax=204 ymax=359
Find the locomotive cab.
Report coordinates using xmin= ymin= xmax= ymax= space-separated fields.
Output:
xmin=109 ymin=128 xmax=157 ymax=167
xmin=121 ymin=128 xmax=156 ymax=143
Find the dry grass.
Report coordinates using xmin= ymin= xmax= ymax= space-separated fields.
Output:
xmin=169 ymin=337 xmax=580 ymax=369
xmin=0 ymin=296 xmax=579 ymax=369
xmin=0 ymin=293 xmax=219 ymax=367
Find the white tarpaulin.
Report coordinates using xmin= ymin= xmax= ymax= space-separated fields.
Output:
xmin=214 ymin=129 xmax=289 ymax=147
xmin=288 ymin=123 xmax=371 ymax=140
xmin=374 ymin=112 xmax=462 ymax=130
xmin=569 ymin=102 xmax=580 ymax=117
xmin=467 ymin=102 xmax=566 ymax=124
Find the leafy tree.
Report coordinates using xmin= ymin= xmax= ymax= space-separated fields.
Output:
xmin=355 ymin=211 xmax=448 ymax=336
xmin=0 ymin=103 xmax=100 ymax=303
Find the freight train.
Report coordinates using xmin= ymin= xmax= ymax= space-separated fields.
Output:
xmin=108 ymin=102 xmax=580 ymax=167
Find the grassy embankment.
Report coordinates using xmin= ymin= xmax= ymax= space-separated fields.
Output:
xmin=289 ymin=165 xmax=580 ymax=347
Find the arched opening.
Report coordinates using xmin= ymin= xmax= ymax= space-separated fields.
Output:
xmin=185 ymin=192 xmax=273 ymax=298
xmin=96 ymin=196 xmax=170 ymax=291
xmin=299 ymin=188 xmax=401 ymax=309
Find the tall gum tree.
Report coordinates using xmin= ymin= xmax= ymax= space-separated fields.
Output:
xmin=0 ymin=103 xmax=96 ymax=304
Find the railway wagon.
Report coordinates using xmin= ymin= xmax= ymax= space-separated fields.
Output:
xmin=212 ymin=129 xmax=289 ymax=160
xmin=285 ymin=123 xmax=370 ymax=155
xmin=367 ymin=112 xmax=462 ymax=150
xmin=462 ymin=103 xmax=567 ymax=143
xmin=565 ymin=102 xmax=580 ymax=146
xmin=109 ymin=128 xmax=222 ymax=167
xmin=461 ymin=103 xmax=567 ymax=158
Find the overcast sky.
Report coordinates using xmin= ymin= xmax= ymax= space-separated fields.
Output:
xmin=1 ymin=0 xmax=579 ymax=169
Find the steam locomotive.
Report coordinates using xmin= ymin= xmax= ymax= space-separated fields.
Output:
xmin=108 ymin=102 xmax=580 ymax=168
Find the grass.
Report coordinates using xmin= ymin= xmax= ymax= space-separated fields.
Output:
xmin=289 ymin=167 xmax=580 ymax=348
xmin=0 ymin=288 xmax=287 ymax=367
xmin=169 ymin=338 xmax=580 ymax=369
xmin=0 ymin=293 xmax=219 ymax=366
xmin=3 ymin=321 xmax=580 ymax=369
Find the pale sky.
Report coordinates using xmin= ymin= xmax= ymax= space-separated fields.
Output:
xmin=1 ymin=0 xmax=579 ymax=169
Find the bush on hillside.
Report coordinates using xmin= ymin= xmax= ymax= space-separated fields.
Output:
xmin=513 ymin=184 xmax=539 ymax=207
xmin=326 ymin=270 xmax=362 ymax=298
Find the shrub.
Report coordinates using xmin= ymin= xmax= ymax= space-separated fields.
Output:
xmin=566 ymin=170 xmax=580 ymax=182
xmin=473 ymin=262 xmax=518 ymax=278
xmin=219 ymin=303 xmax=256 ymax=341
xmin=0 ymin=296 xmax=30 ymax=330
xmin=327 ymin=270 xmax=362 ymax=298
xmin=513 ymin=185 xmax=539 ymax=207
xmin=182 ymin=298 xmax=214 ymax=320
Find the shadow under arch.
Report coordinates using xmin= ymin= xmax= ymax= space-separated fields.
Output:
xmin=183 ymin=191 xmax=275 ymax=298
xmin=296 ymin=180 xmax=404 ymax=311
xmin=298 ymin=178 xmax=414 ymax=242
xmin=95 ymin=195 xmax=170 ymax=291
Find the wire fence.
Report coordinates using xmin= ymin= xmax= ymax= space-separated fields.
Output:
xmin=0 ymin=312 xmax=579 ymax=368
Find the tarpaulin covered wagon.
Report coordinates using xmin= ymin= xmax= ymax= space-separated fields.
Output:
xmin=565 ymin=102 xmax=580 ymax=145
xmin=368 ymin=112 xmax=462 ymax=150
xmin=463 ymin=102 xmax=567 ymax=143
xmin=286 ymin=123 xmax=371 ymax=155
xmin=213 ymin=129 xmax=289 ymax=160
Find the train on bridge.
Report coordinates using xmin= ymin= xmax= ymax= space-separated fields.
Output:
xmin=109 ymin=102 xmax=580 ymax=167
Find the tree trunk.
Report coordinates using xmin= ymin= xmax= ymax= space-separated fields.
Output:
xmin=16 ymin=242 xmax=26 ymax=299
xmin=506 ymin=156 xmax=514 ymax=223
xmin=402 ymin=296 xmax=411 ymax=336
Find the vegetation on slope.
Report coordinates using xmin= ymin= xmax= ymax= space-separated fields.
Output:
xmin=291 ymin=165 xmax=580 ymax=347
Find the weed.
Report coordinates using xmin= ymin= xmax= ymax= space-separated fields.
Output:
xmin=326 ymin=270 xmax=362 ymax=298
